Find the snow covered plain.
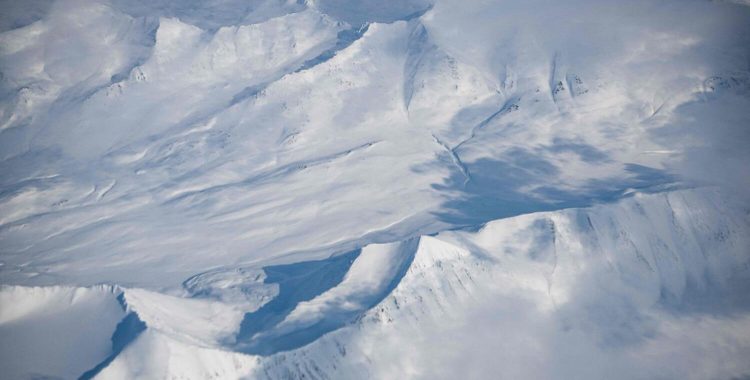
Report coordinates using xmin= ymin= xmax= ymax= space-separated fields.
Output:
xmin=1 ymin=0 xmax=749 ymax=378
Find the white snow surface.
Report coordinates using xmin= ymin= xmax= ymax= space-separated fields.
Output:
xmin=3 ymin=188 xmax=750 ymax=379
xmin=1 ymin=0 xmax=750 ymax=378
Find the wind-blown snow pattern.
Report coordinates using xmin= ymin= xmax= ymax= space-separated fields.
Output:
xmin=0 ymin=0 xmax=749 ymax=379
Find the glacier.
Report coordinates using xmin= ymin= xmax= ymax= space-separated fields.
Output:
xmin=1 ymin=0 xmax=749 ymax=379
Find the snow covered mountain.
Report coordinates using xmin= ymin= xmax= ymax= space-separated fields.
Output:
xmin=3 ymin=188 xmax=750 ymax=379
xmin=1 ymin=0 xmax=749 ymax=379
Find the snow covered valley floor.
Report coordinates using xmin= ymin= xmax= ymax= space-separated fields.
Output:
xmin=1 ymin=0 xmax=750 ymax=379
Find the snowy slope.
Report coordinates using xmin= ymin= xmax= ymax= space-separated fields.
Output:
xmin=1 ymin=0 xmax=748 ymax=290
xmin=250 ymin=188 xmax=750 ymax=380
xmin=1 ymin=0 xmax=750 ymax=378
xmin=0 ymin=285 xmax=126 ymax=379
xmin=3 ymin=188 xmax=748 ymax=379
